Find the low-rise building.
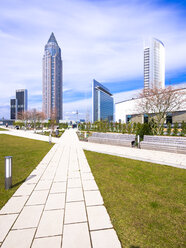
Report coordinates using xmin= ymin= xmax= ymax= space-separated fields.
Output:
xmin=115 ymin=88 xmax=186 ymax=124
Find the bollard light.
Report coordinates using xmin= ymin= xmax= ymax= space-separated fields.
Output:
xmin=137 ymin=135 xmax=140 ymax=148
xmin=5 ymin=156 xmax=12 ymax=189
xmin=49 ymin=134 xmax=52 ymax=144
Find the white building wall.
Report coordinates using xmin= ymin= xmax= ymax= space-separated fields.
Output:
xmin=115 ymin=88 xmax=186 ymax=123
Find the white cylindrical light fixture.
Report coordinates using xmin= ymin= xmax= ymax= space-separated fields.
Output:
xmin=5 ymin=156 xmax=12 ymax=189
xmin=49 ymin=134 xmax=52 ymax=144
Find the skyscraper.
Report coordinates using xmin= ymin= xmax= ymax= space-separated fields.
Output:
xmin=10 ymin=99 xmax=17 ymax=120
xmin=92 ymin=79 xmax=113 ymax=122
xmin=42 ymin=33 xmax=63 ymax=121
xmin=144 ymin=38 xmax=165 ymax=90
xmin=16 ymin=89 xmax=28 ymax=114
xmin=10 ymin=89 xmax=28 ymax=120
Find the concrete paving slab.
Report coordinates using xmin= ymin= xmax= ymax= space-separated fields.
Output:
xmin=87 ymin=205 xmax=113 ymax=231
xmin=32 ymin=236 xmax=61 ymax=248
xmin=0 ymin=196 xmax=29 ymax=215
xmin=68 ymin=171 xmax=81 ymax=179
xmin=81 ymin=172 xmax=94 ymax=180
xmin=84 ymin=190 xmax=104 ymax=206
xmin=45 ymin=193 xmax=65 ymax=210
xmin=26 ymin=190 xmax=48 ymax=206
xmin=36 ymin=209 xmax=64 ymax=237
xmin=68 ymin=178 xmax=82 ymax=188
xmin=91 ymin=229 xmax=122 ymax=248
xmin=13 ymin=183 xmax=35 ymax=196
xmin=62 ymin=223 xmax=91 ymax=248
xmin=66 ymin=188 xmax=84 ymax=202
xmin=50 ymin=181 xmax=67 ymax=193
xmin=1 ymin=228 xmax=36 ymax=248
xmin=13 ymin=205 xmax=43 ymax=229
xmin=82 ymin=180 xmax=99 ymax=191
xmin=64 ymin=202 xmax=87 ymax=224
xmin=0 ymin=214 xmax=18 ymax=242
xmin=34 ymin=180 xmax=52 ymax=191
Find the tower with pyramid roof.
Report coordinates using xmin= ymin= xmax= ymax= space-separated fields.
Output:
xmin=42 ymin=33 xmax=63 ymax=121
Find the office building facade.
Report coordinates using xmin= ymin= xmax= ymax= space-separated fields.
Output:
xmin=10 ymin=99 xmax=17 ymax=120
xmin=92 ymin=79 xmax=113 ymax=122
xmin=16 ymin=89 xmax=28 ymax=114
xmin=42 ymin=32 xmax=63 ymax=121
xmin=10 ymin=89 xmax=27 ymax=120
xmin=144 ymin=38 xmax=165 ymax=90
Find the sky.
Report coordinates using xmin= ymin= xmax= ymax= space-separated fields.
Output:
xmin=0 ymin=0 xmax=186 ymax=120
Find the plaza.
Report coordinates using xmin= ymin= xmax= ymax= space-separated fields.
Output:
xmin=0 ymin=128 xmax=185 ymax=247
xmin=0 ymin=130 xmax=121 ymax=248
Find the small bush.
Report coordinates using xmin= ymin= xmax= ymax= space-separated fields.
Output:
xmin=167 ymin=123 xmax=172 ymax=136
xmin=127 ymin=123 xmax=132 ymax=134
xmin=180 ymin=121 xmax=186 ymax=136
xmin=122 ymin=123 xmax=127 ymax=134
xmin=172 ymin=122 xmax=179 ymax=136
xmin=136 ymin=123 xmax=153 ymax=139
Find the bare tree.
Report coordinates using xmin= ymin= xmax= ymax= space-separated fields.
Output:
xmin=137 ymin=86 xmax=186 ymax=134
xmin=49 ymin=108 xmax=57 ymax=132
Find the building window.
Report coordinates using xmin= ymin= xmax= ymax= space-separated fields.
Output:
xmin=126 ymin=115 xmax=132 ymax=123
xmin=144 ymin=114 xmax=148 ymax=123
xmin=166 ymin=113 xmax=172 ymax=124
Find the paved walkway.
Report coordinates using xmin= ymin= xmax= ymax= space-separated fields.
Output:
xmin=0 ymin=130 xmax=121 ymax=248
xmin=0 ymin=129 xmax=59 ymax=143
xmin=81 ymin=141 xmax=186 ymax=169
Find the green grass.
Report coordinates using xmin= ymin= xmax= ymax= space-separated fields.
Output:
xmin=84 ymin=150 xmax=186 ymax=248
xmin=38 ymin=130 xmax=64 ymax=137
xmin=0 ymin=128 xmax=7 ymax=131
xmin=0 ymin=134 xmax=53 ymax=209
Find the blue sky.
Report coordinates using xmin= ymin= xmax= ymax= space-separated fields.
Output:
xmin=0 ymin=0 xmax=186 ymax=120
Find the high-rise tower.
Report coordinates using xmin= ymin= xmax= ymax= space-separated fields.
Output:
xmin=144 ymin=38 xmax=165 ymax=90
xmin=42 ymin=33 xmax=63 ymax=121
xmin=10 ymin=89 xmax=28 ymax=120
xmin=92 ymin=79 xmax=114 ymax=122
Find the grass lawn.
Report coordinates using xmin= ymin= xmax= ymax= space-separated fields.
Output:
xmin=0 ymin=134 xmax=53 ymax=209
xmin=85 ymin=150 xmax=186 ymax=248
xmin=0 ymin=128 xmax=7 ymax=131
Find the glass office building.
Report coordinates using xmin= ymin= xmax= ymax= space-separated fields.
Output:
xmin=16 ymin=89 xmax=28 ymax=114
xmin=10 ymin=89 xmax=27 ymax=120
xmin=42 ymin=32 xmax=63 ymax=121
xmin=10 ymin=99 xmax=17 ymax=120
xmin=92 ymin=79 xmax=113 ymax=122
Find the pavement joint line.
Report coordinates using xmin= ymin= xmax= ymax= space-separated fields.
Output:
xmin=64 ymin=221 xmax=88 ymax=226
xmin=60 ymin=145 xmax=71 ymax=248
xmin=77 ymin=146 xmax=93 ymax=248
xmin=29 ymin=141 xmax=65 ymax=248
xmin=1 ymin=142 xmax=60 ymax=247
xmin=0 ymin=149 xmax=56 ymax=246
xmin=90 ymin=227 xmax=116 ymax=232
xmin=11 ymin=227 xmax=36 ymax=231
xmin=1 ymin=131 xmax=122 ymax=248
xmin=34 ymin=234 xmax=62 ymax=239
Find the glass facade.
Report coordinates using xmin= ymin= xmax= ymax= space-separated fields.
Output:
xmin=43 ymin=33 xmax=62 ymax=121
xmin=10 ymin=89 xmax=27 ymax=120
xmin=10 ymin=99 xmax=17 ymax=120
xmin=16 ymin=89 xmax=28 ymax=115
xmin=92 ymin=79 xmax=113 ymax=122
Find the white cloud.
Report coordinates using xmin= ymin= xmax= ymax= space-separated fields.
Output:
xmin=0 ymin=0 xmax=186 ymax=119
